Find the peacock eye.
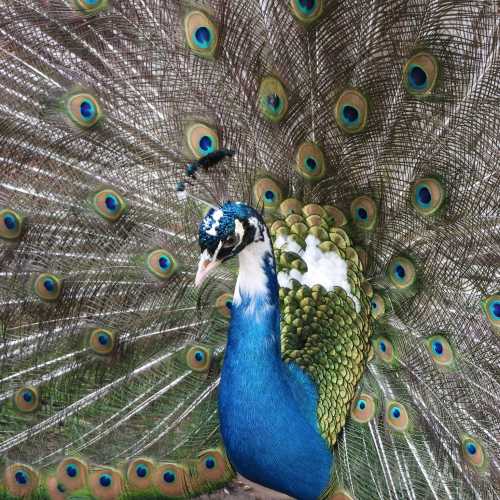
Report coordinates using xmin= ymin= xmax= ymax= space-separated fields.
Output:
xmin=290 ymin=0 xmax=324 ymax=23
xmin=258 ymin=77 xmax=288 ymax=123
xmin=335 ymin=89 xmax=368 ymax=134
xmin=74 ymin=0 xmax=108 ymax=14
xmin=223 ymin=235 xmax=237 ymax=248
xmin=184 ymin=11 xmax=219 ymax=59
xmin=461 ymin=436 xmax=487 ymax=470
xmin=295 ymin=142 xmax=326 ymax=181
xmin=403 ymin=52 xmax=439 ymax=96
xmin=65 ymin=92 xmax=103 ymax=128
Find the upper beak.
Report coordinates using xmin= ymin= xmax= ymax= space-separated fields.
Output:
xmin=195 ymin=250 xmax=222 ymax=287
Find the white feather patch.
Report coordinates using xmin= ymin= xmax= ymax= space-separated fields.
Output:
xmin=276 ymin=234 xmax=360 ymax=312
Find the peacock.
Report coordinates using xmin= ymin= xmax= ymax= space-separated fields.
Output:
xmin=0 ymin=0 xmax=499 ymax=499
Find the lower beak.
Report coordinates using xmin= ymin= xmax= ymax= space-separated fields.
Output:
xmin=195 ymin=257 xmax=221 ymax=287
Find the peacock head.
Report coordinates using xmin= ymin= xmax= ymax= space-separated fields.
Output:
xmin=195 ymin=202 xmax=266 ymax=286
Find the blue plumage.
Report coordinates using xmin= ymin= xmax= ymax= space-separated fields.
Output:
xmin=217 ymin=225 xmax=333 ymax=500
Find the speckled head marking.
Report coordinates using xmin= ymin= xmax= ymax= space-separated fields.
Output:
xmin=196 ymin=202 xmax=266 ymax=286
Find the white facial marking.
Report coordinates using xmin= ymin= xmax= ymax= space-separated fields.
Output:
xmin=233 ymin=224 xmax=272 ymax=316
xmin=206 ymin=209 xmax=224 ymax=236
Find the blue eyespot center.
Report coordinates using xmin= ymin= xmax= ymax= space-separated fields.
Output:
xmin=395 ymin=264 xmax=406 ymax=279
xmin=66 ymin=464 xmax=78 ymax=478
xmin=305 ymin=157 xmax=317 ymax=172
xmin=163 ymin=471 xmax=176 ymax=483
xmin=80 ymin=99 xmax=95 ymax=121
xmin=491 ymin=301 xmax=500 ymax=319
xmin=264 ymin=190 xmax=275 ymax=201
xmin=466 ymin=442 xmax=477 ymax=455
xmin=4 ymin=214 xmax=17 ymax=230
xmin=22 ymin=390 xmax=33 ymax=403
xmin=194 ymin=351 xmax=205 ymax=362
xmin=357 ymin=207 xmax=368 ymax=220
xmin=44 ymin=278 xmax=56 ymax=292
xmin=105 ymin=195 xmax=118 ymax=212
xmin=199 ymin=135 xmax=213 ymax=152
xmin=432 ymin=340 xmax=443 ymax=355
xmin=99 ymin=474 xmax=112 ymax=487
xmin=342 ymin=105 xmax=359 ymax=123
xmin=267 ymin=94 xmax=280 ymax=110
xmin=391 ymin=407 xmax=401 ymax=419
xmin=225 ymin=300 xmax=232 ymax=310
xmin=57 ymin=483 xmax=66 ymax=493
xmin=205 ymin=457 xmax=216 ymax=469
xmin=371 ymin=301 xmax=377 ymax=309
xmin=98 ymin=333 xmax=109 ymax=346
xmin=357 ymin=399 xmax=366 ymax=411
xmin=15 ymin=471 xmax=28 ymax=485
xmin=409 ymin=65 xmax=427 ymax=89
xmin=379 ymin=340 xmax=387 ymax=353
xmin=195 ymin=27 xmax=211 ymax=47
xmin=417 ymin=186 xmax=431 ymax=206
xmin=84 ymin=0 xmax=100 ymax=5
xmin=298 ymin=0 xmax=316 ymax=12
xmin=159 ymin=256 xmax=171 ymax=270
xmin=136 ymin=465 xmax=148 ymax=478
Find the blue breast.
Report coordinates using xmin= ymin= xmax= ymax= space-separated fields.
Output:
xmin=218 ymin=262 xmax=333 ymax=500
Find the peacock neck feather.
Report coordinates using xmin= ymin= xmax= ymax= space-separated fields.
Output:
xmin=218 ymin=228 xmax=333 ymax=500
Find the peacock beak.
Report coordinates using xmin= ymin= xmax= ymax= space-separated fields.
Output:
xmin=195 ymin=250 xmax=222 ymax=287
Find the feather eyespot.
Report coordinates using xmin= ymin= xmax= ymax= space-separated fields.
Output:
xmin=65 ymin=92 xmax=103 ymax=128
xmin=186 ymin=346 xmax=212 ymax=372
xmin=184 ymin=11 xmax=218 ymax=59
xmin=0 ymin=208 xmax=24 ymax=240
xmin=350 ymin=196 xmax=377 ymax=230
xmin=411 ymin=177 xmax=444 ymax=216
xmin=387 ymin=256 xmax=416 ymax=290
xmin=89 ymin=328 xmax=117 ymax=355
xmin=335 ymin=89 xmax=368 ymax=134
xmin=373 ymin=336 xmax=394 ymax=365
xmin=426 ymin=335 xmax=454 ymax=368
xmin=4 ymin=464 xmax=39 ymax=497
xmin=258 ymin=77 xmax=288 ymax=122
xmin=196 ymin=449 xmax=230 ymax=483
xmin=74 ymin=0 xmax=108 ymax=14
xmin=290 ymin=0 xmax=324 ymax=24
xmin=146 ymin=249 xmax=178 ymax=280
xmin=461 ymin=436 xmax=487 ymax=471
xmin=385 ymin=401 xmax=410 ymax=432
xmin=351 ymin=393 xmax=376 ymax=423
xmin=14 ymin=386 xmax=40 ymax=413
xmin=404 ymin=52 xmax=439 ymax=96
xmin=253 ymin=178 xmax=284 ymax=211
xmin=56 ymin=458 xmax=88 ymax=492
xmin=295 ymin=143 xmax=326 ymax=181
xmin=186 ymin=123 xmax=220 ymax=159
xmin=154 ymin=463 xmax=190 ymax=497
xmin=127 ymin=458 xmax=155 ymax=489
xmin=481 ymin=294 xmax=500 ymax=330
xmin=215 ymin=293 xmax=233 ymax=318
xmin=370 ymin=293 xmax=385 ymax=320
xmin=93 ymin=189 xmax=127 ymax=222
xmin=34 ymin=273 xmax=62 ymax=301
xmin=89 ymin=469 xmax=123 ymax=499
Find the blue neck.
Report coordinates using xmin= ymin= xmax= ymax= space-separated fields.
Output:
xmin=218 ymin=240 xmax=333 ymax=500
